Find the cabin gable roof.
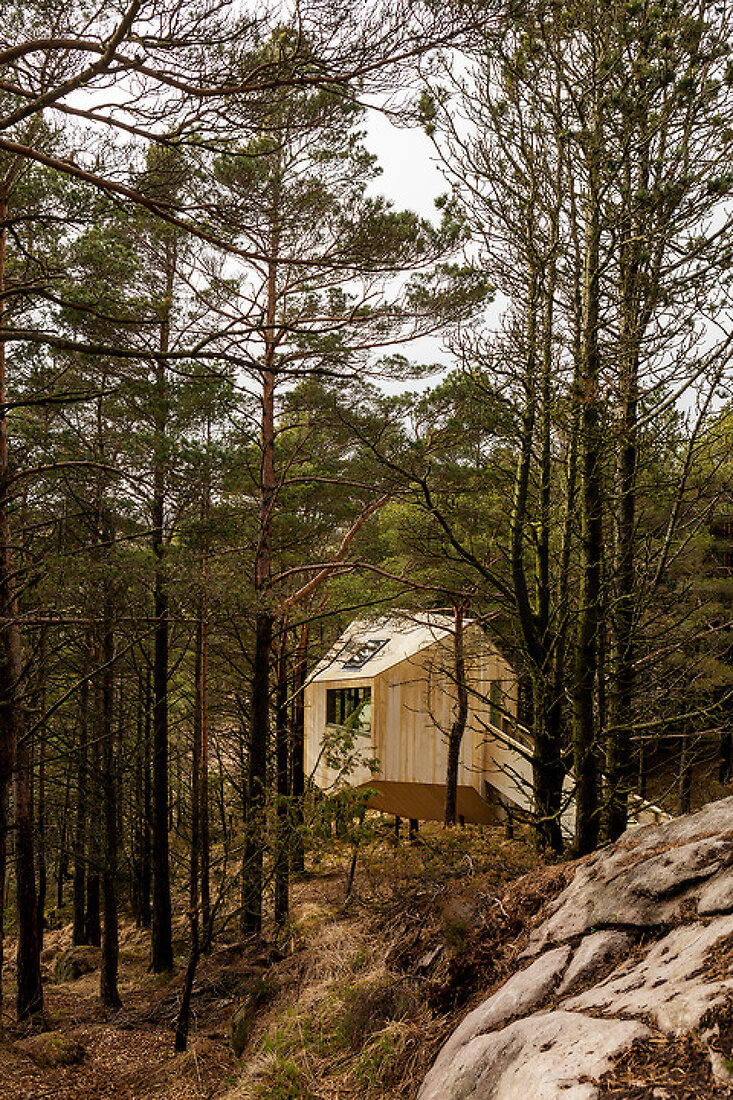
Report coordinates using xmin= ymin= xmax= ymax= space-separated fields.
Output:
xmin=308 ymin=611 xmax=459 ymax=685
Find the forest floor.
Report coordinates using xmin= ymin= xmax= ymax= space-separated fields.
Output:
xmin=0 ymin=820 xmax=550 ymax=1100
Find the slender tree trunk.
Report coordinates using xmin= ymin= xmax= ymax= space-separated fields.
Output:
xmin=173 ymin=912 xmax=199 ymax=1052
xmin=242 ymin=612 xmax=272 ymax=934
xmin=0 ymin=778 xmax=7 ymax=1033
xmin=274 ymin=631 xmax=289 ymax=927
xmin=85 ymin=683 xmax=102 ymax=947
xmin=0 ymin=172 xmax=29 ymax=1021
xmin=191 ymin=620 xmax=202 ymax=929
xmin=720 ymin=725 xmax=732 ymax=786
xmin=35 ymin=711 xmax=46 ymax=945
xmin=638 ymin=737 xmax=647 ymax=800
xmin=606 ymin=135 xmax=644 ymax=840
xmin=531 ymin=675 xmax=565 ymax=854
xmin=151 ymin=543 xmax=172 ymax=969
xmin=678 ymin=726 xmax=693 ymax=815
xmin=73 ymin=674 xmax=89 ymax=944
xmin=131 ymin=683 xmax=144 ymax=923
xmin=35 ymin=631 xmax=48 ymax=942
xmin=444 ymin=605 xmax=468 ymax=827
xmin=215 ymin=739 xmax=228 ymax=844
xmin=100 ymin=593 xmax=121 ymax=1007
xmin=199 ymin=511 xmax=211 ymax=937
xmin=15 ymin=730 xmax=42 ymax=1019
xmin=572 ymin=106 xmax=603 ymax=856
xmin=56 ymin=763 xmax=71 ymax=911
xmin=242 ymin=257 xmax=278 ymax=934
xmin=141 ymin=665 xmax=152 ymax=929
xmin=174 ymin=794 xmax=201 ymax=1062
xmin=151 ymin=249 xmax=174 ymax=972
xmin=606 ymin=387 xmax=637 ymax=839
xmin=290 ymin=623 xmax=308 ymax=874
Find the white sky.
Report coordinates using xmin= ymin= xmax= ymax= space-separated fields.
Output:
xmin=365 ymin=108 xmax=456 ymax=380
xmin=366 ymin=109 xmax=446 ymax=222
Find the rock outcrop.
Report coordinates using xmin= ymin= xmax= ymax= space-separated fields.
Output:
xmin=54 ymin=945 xmax=102 ymax=982
xmin=14 ymin=1031 xmax=85 ymax=1067
xmin=419 ymin=796 xmax=733 ymax=1100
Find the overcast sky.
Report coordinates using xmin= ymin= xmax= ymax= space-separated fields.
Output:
xmin=366 ymin=110 xmax=446 ymax=221
xmin=365 ymin=109 xmax=456 ymax=379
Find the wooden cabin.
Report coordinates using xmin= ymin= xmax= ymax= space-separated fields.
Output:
xmin=303 ymin=611 xmax=533 ymax=825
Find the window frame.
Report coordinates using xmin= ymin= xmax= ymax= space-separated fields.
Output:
xmin=325 ymin=685 xmax=372 ymax=733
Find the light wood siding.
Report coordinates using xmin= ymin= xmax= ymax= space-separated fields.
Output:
xmin=304 ymin=676 xmax=376 ymax=791
xmin=303 ymin=619 xmax=521 ymax=821
xmin=369 ymin=626 xmax=518 ymax=794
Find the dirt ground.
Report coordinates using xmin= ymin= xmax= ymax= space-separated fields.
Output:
xmin=8 ymin=812 xmax=726 ymax=1100
xmin=0 ymin=921 xmax=240 ymax=1100
xmin=0 ymin=822 xmax=542 ymax=1100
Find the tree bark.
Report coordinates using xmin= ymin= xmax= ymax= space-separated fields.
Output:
xmin=56 ymin=762 xmax=72 ymax=911
xmin=15 ymin=730 xmax=42 ymax=1019
xmin=100 ymin=595 xmax=121 ymax=1007
xmin=678 ymin=726 xmax=693 ymax=815
xmin=274 ymin=631 xmax=289 ymax=927
xmin=85 ymin=681 xmax=102 ymax=947
xmin=141 ymin=665 xmax=152 ymax=929
xmin=571 ymin=91 xmax=603 ymax=856
xmin=290 ymin=623 xmax=308 ymax=874
xmin=444 ymin=605 xmax=468 ymax=827
xmin=151 ymin=245 xmax=174 ymax=972
xmin=199 ymin=591 xmax=210 ymax=940
xmin=242 ymin=256 xmax=278 ymax=934
xmin=35 ymin=703 xmax=46 ymax=945
xmin=0 ymin=170 xmax=29 ymax=1022
xmin=242 ymin=611 xmax=272 ymax=934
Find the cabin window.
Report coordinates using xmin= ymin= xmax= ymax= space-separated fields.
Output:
xmin=326 ymin=686 xmax=372 ymax=732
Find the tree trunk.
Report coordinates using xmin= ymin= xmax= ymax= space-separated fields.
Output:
xmin=720 ymin=725 xmax=732 ymax=786
xmin=190 ymin=620 xmax=202 ymax=942
xmin=151 ymin=254 xmax=174 ymax=969
xmin=173 ymin=912 xmax=199 ymax=1052
xmin=444 ymin=605 xmax=468 ymax=827
xmin=200 ymin=601 xmax=210 ymax=939
xmin=141 ymin=665 xmax=152 ymax=929
xmin=85 ymin=690 xmax=102 ymax=947
xmin=0 ymin=173 xmax=26 ymax=1023
xmin=0 ymin=779 xmax=7 ymax=1032
xmin=242 ymin=611 xmax=272 ymax=934
xmin=531 ymin=676 xmax=565 ymax=855
xmin=274 ymin=632 xmax=289 ymax=927
xmin=571 ymin=112 xmax=603 ymax=856
xmin=678 ymin=727 xmax=693 ymax=815
xmin=290 ymin=624 xmax=308 ymax=874
xmin=151 ymin=536 xmax=172 ymax=970
xmin=35 ymin=689 xmax=46 ymax=945
xmin=242 ymin=259 xmax=278 ymax=934
xmin=100 ymin=599 xmax=121 ymax=1007
xmin=606 ymin=128 xmax=646 ymax=841
xmin=56 ymin=763 xmax=72 ymax=911
xmin=15 ymin=730 xmax=43 ymax=1019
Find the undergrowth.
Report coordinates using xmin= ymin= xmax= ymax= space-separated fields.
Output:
xmin=225 ymin=820 xmax=544 ymax=1100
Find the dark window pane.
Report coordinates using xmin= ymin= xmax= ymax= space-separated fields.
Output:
xmin=326 ymin=686 xmax=372 ymax=731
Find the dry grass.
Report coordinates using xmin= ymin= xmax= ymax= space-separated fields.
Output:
xmin=0 ymin=819 xmax=543 ymax=1100
xmin=222 ymin=820 xmax=543 ymax=1100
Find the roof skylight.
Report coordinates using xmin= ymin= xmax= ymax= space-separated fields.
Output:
xmin=342 ymin=637 xmax=388 ymax=669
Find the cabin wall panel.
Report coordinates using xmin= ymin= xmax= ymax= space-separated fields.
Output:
xmin=303 ymin=621 xmax=521 ymax=817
